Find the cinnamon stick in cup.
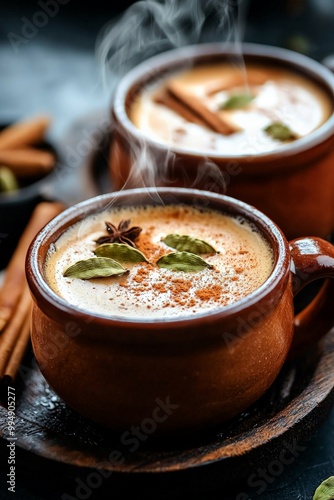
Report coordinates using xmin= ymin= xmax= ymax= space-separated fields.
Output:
xmin=166 ymin=80 xmax=237 ymax=135
xmin=154 ymin=90 xmax=208 ymax=127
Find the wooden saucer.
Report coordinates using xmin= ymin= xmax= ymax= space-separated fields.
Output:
xmin=0 ymin=331 xmax=333 ymax=482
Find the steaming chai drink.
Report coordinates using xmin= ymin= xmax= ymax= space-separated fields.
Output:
xmin=45 ymin=204 xmax=273 ymax=319
xmin=130 ymin=63 xmax=332 ymax=155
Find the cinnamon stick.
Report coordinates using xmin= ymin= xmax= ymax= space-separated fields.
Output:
xmin=0 ymin=286 xmax=31 ymax=377
xmin=0 ymin=201 xmax=65 ymax=332
xmin=2 ymin=310 xmax=31 ymax=384
xmin=166 ymin=81 xmax=237 ymax=135
xmin=0 ymin=148 xmax=55 ymax=177
xmin=0 ymin=115 xmax=51 ymax=150
xmin=154 ymin=90 xmax=208 ymax=127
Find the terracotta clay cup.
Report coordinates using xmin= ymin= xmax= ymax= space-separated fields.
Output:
xmin=26 ymin=188 xmax=334 ymax=435
xmin=109 ymin=43 xmax=334 ymax=240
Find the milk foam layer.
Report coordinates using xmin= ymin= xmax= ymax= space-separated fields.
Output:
xmin=45 ymin=205 xmax=274 ymax=319
xmin=130 ymin=63 xmax=332 ymax=155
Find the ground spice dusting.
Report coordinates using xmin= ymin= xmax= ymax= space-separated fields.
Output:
xmin=173 ymin=297 xmax=187 ymax=306
xmin=132 ymin=265 xmax=151 ymax=283
xmin=126 ymin=265 xmax=227 ymax=310
xmin=48 ymin=203 xmax=274 ymax=319
xmin=153 ymin=283 xmax=168 ymax=293
xmin=136 ymin=233 xmax=168 ymax=260
xmin=195 ymin=284 xmax=223 ymax=302
xmin=168 ymin=277 xmax=194 ymax=306
xmin=188 ymin=298 xmax=196 ymax=307
xmin=171 ymin=278 xmax=192 ymax=293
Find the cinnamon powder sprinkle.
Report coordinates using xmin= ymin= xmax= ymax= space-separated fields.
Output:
xmin=47 ymin=204 xmax=274 ymax=319
xmin=136 ymin=232 xmax=167 ymax=260
xmin=195 ymin=284 xmax=223 ymax=301
xmin=171 ymin=278 xmax=191 ymax=293
xmin=130 ymin=265 xmax=225 ymax=309
xmin=132 ymin=266 xmax=150 ymax=283
xmin=153 ymin=283 xmax=168 ymax=293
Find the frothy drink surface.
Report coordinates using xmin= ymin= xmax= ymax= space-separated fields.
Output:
xmin=45 ymin=205 xmax=273 ymax=319
xmin=130 ymin=63 xmax=331 ymax=155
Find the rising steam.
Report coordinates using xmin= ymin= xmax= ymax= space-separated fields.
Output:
xmin=95 ymin=0 xmax=249 ymax=192
xmin=96 ymin=0 xmax=247 ymax=97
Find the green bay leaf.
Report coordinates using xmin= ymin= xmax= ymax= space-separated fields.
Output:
xmin=220 ymin=93 xmax=254 ymax=110
xmin=94 ymin=243 xmax=149 ymax=263
xmin=156 ymin=252 xmax=213 ymax=273
xmin=264 ymin=121 xmax=298 ymax=141
xmin=313 ymin=476 xmax=334 ymax=500
xmin=162 ymin=234 xmax=216 ymax=255
xmin=63 ymin=257 xmax=128 ymax=280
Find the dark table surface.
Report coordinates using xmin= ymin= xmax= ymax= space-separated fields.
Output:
xmin=1 ymin=1 xmax=334 ymax=498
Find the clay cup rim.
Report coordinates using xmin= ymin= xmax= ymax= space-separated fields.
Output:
xmin=112 ymin=42 xmax=334 ymax=163
xmin=26 ymin=187 xmax=290 ymax=334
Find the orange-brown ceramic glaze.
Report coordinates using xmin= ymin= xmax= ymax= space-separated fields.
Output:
xmin=26 ymin=188 xmax=334 ymax=435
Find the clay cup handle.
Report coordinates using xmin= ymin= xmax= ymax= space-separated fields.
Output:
xmin=289 ymin=237 xmax=334 ymax=358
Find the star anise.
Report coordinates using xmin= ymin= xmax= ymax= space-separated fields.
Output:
xmin=95 ymin=220 xmax=142 ymax=248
